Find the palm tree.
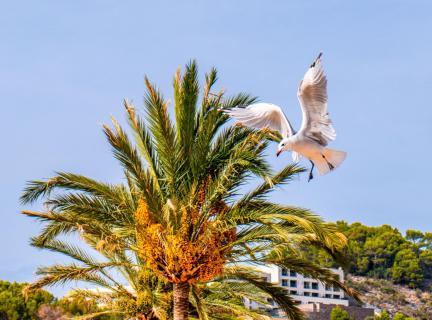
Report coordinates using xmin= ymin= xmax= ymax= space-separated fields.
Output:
xmin=21 ymin=61 xmax=358 ymax=320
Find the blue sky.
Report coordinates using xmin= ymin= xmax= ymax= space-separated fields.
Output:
xmin=1 ymin=0 xmax=431 ymax=295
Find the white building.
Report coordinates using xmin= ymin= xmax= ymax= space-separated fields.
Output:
xmin=245 ymin=266 xmax=349 ymax=316
xmin=275 ymin=267 xmax=348 ymax=307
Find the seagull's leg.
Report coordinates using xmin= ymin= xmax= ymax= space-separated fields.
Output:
xmin=308 ymin=161 xmax=315 ymax=182
xmin=322 ymin=155 xmax=334 ymax=171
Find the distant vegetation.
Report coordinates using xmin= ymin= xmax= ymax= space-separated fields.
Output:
xmin=0 ymin=281 xmax=53 ymax=320
xmin=311 ymin=221 xmax=432 ymax=289
xmin=330 ymin=306 xmax=350 ymax=320
xmin=0 ymin=280 xmax=118 ymax=320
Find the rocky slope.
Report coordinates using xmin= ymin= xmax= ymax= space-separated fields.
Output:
xmin=347 ymin=276 xmax=432 ymax=319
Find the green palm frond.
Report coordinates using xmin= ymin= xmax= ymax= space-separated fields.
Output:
xmin=26 ymin=264 xmax=123 ymax=294
xmin=143 ymin=77 xmax=178 ymax=195
xmin=33 ymin=239 xmax=99 ymax=265
xmin=124 ymin=100 xmax=161 ymax=189
xmin=173 ymin=60 xmax=199 ymax=162
xmin=21 ymin=172 xmax=129 ymax=207
xmin=238 ymin=164 xmax=306 ymax=204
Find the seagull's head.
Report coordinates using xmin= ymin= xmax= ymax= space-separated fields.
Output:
xmin=276 ymin=138 xmax=292 ymax=157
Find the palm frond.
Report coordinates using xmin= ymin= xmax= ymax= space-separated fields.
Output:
xmin=124 ymin=100 xmax=162 ymax=190
xmin=144 ymin=76 xmax=178 ymax=195
xmin=174 ymin=60 xmax=199 ymax=161
xmin=238 ymin=164 xmax=305 ymax=204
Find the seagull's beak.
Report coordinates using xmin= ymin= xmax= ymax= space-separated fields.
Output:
xmin=276 ymin=150 xmax=282 ymax=157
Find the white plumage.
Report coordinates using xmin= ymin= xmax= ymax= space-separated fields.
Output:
xmin=225 ymin=53 xmax=346 ymax=181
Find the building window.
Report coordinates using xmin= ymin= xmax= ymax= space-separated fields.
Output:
xmin=282 ymin=279 xmax=288 ymax=287
xmin=290 ymin=280 xmax=297 ymax=288
xmin=290 ymin=290 xmax=297 ymax=295
xmin=304 ymin=281 xmax=310 ymax=289
xmin=281 ymin=268 xmax=288 ymax=276
xmin=333 ymin=287 xmax=340 ymax=292
xmin=325 ymin=284 xmax=332 ymax=291
xmin=311 ymin=282 xmax=318 ymax=290
xmin=333 ymin=295 xmax=340 ymax=299
xmin=312 ymin=292 xmax=319 ymax=297
xmin=304 ymin=292 xmax=310 ymax=296
xmin=325 ymin=294 xmax=332 ymax=298
xmin=290 ymin=270 xmax=297 ymax=277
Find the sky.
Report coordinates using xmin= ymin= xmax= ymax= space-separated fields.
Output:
xmin=1 ymin=0 xmax=432 ymax=296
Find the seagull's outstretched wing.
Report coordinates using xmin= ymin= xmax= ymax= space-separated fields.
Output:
xmin=225 ymin=103 xmax=295 ymax=138
xmin=298 ymin=53 xmax=336 ymax=146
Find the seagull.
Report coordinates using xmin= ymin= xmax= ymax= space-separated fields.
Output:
xmin=225 ymin=53 xmax=346 ymax=181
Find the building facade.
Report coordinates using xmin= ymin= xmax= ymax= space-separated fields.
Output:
xmin=276 ymin=267 xmax=348 ymax=306
xmin=244 ymin=267 xmax=350 ymax=317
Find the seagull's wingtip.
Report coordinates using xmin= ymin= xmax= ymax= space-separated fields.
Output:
xmin=310 ymin=52 xmax=323 ymax=68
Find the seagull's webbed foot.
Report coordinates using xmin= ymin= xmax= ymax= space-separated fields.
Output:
xmin=308 ymin=161 xmax=315 ymax=183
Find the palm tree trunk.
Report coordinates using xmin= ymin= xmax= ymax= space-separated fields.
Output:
xmin=173 ymin=282 xmax=190 ymax=320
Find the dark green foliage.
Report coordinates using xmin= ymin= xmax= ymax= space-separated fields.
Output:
xmin=374 ymin=310 xmax=390 ymax=320
xmin=390 ymin=249 xmax=423 ymax=287
xmin=330 ymin=306 xmax=351 ymax=320
xmin=0 ymin=281 xmax=120 ymax=320
xmin=0 ymin=280 xmax=54 ymax=320
xmin=370 ymin=310 xmax=415 ymax=320
xmin=393 ymin=312 xmax=415 ymax=320
xmin=313 ymin=221 xmax=432 ymax=288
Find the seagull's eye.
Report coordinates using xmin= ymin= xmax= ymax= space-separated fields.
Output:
xmin=281 ymin=143 xmax=285 ymax=147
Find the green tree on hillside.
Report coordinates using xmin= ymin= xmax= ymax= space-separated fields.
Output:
xmin=363 ymin=228 xmax=405 ymax=278
xmin=0 ymin=281 xmax=54 ymax=320
xmin=393 ymin=312 xmax=414 ymax=320
xmin=406 ymin=230 xmax=424 ymax=245
xmin=21 ymin=62 xmax=357 ymax=320
xmin=419 ymin=250 xmax=432 ymax=278
xmin=374 ymin=310 xmax=390 ymax=320
xmin=390 ymin=249 xmax=423 ymax=287
xmin=330 ymin=306 xmax=351 ymax=320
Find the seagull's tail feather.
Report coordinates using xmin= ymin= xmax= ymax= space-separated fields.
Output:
xmin=324 ymin=148 xmax=347 ymax=169
xmin=313 ymin=148 xmax=347 ymax=175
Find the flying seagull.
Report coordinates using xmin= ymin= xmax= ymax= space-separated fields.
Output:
xmin=225 ymin=53 xmax=346 ymax=181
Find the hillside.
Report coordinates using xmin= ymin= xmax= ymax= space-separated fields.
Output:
xmin=347 ymin=275 xmax=432 ymax=319
xmin=310 ymin=221 xmax=432 ymax=289
xmin=306 ymin=222 xmax=432 ymax=318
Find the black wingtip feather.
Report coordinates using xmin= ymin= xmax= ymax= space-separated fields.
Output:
xmin=310 ymin=52 xmax=323 ymax=68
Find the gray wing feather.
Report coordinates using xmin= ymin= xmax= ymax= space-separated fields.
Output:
xmin=225 ymin=103 xmax=295 ymax=138
xmin=297 ymin=53 xmax=336 ymax=146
